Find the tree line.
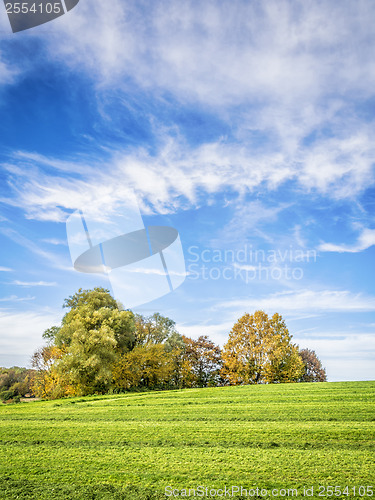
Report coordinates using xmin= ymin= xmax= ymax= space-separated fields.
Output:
xmin=0 ymin=366 xmax=34 ymax=403
xmin=2 ymin=287 xmax=326 ymax=402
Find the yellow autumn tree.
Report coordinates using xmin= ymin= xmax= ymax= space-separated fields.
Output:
xmin=221 ymin=310 xmax=303 ymax=385
xmin=31 ymin=345 xmax=69 ymax=399
xmin=112 ymin=344 xmax=175 ymax=390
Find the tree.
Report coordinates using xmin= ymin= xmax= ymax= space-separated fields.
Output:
xmin=133 ymin=312 xmax=178 ymax=346
xmin=113 ymin=344 xmax=175 ymax=390
xmin=33 ymin=287 xmax=206 ymax=398
xmin=33 ymin=288 xmax=136 ymax=397
xmin=31 ymin=346 xmax=67 ymax=399
xmin=57 ymin=288 xmax=135 ymax=395
xmin=124 ymin=312 xmax=187 ymax=389
xmin=57 ymin=322 xmax=118 ymax=395
xmin=42 ymin=326 xmax=61 ymax=346
xmin=298 ymin=348 xmax=327 ymax=382
xmin=182 ymin=335 xmax=223 ymax=387
xmin=163 ymin=331 xmax=186 ymax=389
xmin=221 ymin=310 xmax=304 ymax=385
xmin=63 ymin=287 xmax=118 ymax=311
xmin=0 ymin=367 xmax=34 ymax=402
xmin=56 ymin=288 xmax=135 ymax=353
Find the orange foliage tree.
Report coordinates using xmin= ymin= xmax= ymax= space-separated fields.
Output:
xmin=222 ymin=310 xmax=304 ymax=385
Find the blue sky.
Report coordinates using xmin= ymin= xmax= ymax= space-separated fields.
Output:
xmin=0 ymin=0 xmax=374 ymax=381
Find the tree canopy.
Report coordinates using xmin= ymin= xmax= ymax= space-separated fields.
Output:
xmin=133 ymin=312 xmax=178 ymax=346
xmin=221 ymin=310 xmax=304 ymax=384
xmin=29 ymin=289 xmax=326 ymax=400
xmin=182 ymin=335 xmax=222 ymax=387
xmin=299 ymin=348 xmax=327 ymax=382
xmin=32 ymin=288 xmax=134 ymax=396
xmin=0 ymin=367 xmax=34 ymax=403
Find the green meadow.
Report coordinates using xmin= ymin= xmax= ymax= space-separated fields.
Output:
xmin=0 ymin=381 xmax=374 ymax=499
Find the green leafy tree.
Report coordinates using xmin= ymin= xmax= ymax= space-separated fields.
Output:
xmin=222 ymin=310 xmax=304 ymax=385
xmin=56 ymin=288 xmax=135 ymax=395
xmin=55 ymin=288 xmax=134 ymax=352
xmin=42 ymin=326 xmax=61 ymax=346
xmin=33 ymin=288 xmax=135 ymax=397
xmin=134 ymin=312 xmax=178 ymax=346
xmin=63 ymin=287 xmax=118 ymax=311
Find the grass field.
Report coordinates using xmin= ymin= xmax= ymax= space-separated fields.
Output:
xmin=0 ymin=381 xmax=374 ymax=499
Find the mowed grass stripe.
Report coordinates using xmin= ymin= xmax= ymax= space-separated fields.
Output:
xmin=0 ymin=422 xmax=373 ymax=449
xmin=0 ymin=381 xmax=374 ymax=499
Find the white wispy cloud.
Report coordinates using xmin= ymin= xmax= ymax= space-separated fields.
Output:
xmin=0 ymin=267 xmax=13 ymax=272
xmin=319 ymin=228 xmax=375 ymax=253
xmin=2 ymin=127 xmax=374 ymax=225
xmin=0 ymin=52 xmax=19 ymax=86
xmin=293 ymin=333 xmax=375 ymax=382
xmin=33 ymin=0 xmax=375 ymax=175
xmin=42 ymin=238 xmax=67 ymax=246
xmin=44 ymin=1 xmax=375 ymax=108
xmin=0 ymin=295 xmax=35 ymax=302
xmin=233 ymin=263 xmax=258 ymax=272
xmin=0 ymin=227 xmax=71 ymax=271
xmin=176 ymin=321 xmax=235 ymax=346
xmin=0 ymin=310 xmax=61 ymax=357
xmin=12 ymin=280 xmax=57 ymax=287
xmin=212 ymin=200 xmax=292 ymax=245
xmin=0 ymin=1 xmax=372 ymax=221
xmin=10 ymin=151 xmax=97 ymax=176
xmin=124 ymin=267 xmax=186 ymax=277
xmin=298 ymin=132 xmax=375 ymax=198
xmin=218 ymin=289 xmax=375 ymax=313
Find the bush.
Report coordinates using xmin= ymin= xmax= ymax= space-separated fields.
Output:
xmin=0 ymin=367 xmax=35 ymax=399
xmin=0 ymin=389 xmax=16 ymax=402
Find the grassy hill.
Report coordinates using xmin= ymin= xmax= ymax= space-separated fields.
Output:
xmin=0 ymin=381 xmax=374 ymax=499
